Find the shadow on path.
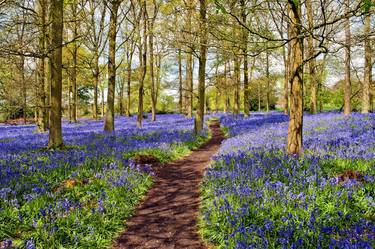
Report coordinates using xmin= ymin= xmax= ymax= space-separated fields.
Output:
xmin=112 ymin=121 xmax=224 ymax=249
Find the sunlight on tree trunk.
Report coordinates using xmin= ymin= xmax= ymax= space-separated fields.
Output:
xmin=287 ymin=1 xmax=303 ymax=155
xmin=104 ymin=1 xmax=120 ymax=132
xmin=234 ymin=57 xmax=240 ymax=114
xmin=195 ymin=0 xmax=207 ymax=134
xmin=48 ymin=0 xmax=64 ymax=149
xmin=343 ymin=0 xmax=351 ymax=116
xmin=362 ymin=13 xmax=371 ymax=114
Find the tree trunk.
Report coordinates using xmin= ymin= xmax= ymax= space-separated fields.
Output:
xmin=137 ymin=1 xmax=147 ymax=128
xmin=287 ymin=1 xmax=303 ymax=155
xmin=21 ymin=55 xmax=27 ymax=124
xmin=178 ymin=49 xmax=183 ymax=113
xmin=71 ymin=0 xmax=78 ymax=122
xmin=234 ymin=57 xmax=240 ymax=114
xmin=186 ymin=0 xmax=193 ymax=118
xmin=362 ymin=13 xmax=371 ymax=114
xmin=126 ymin=51 xmax=133 ymax=117
xmin=343 ymin=0 xmax=351 ymax=115
xmin=266 ymin=51 xmax=270 ymax=112
xmin=37 ymin=0 xmax=47 ymax=132
xmin=119 ymin=75 xmax=125 ymax=116
xmin=68 ymin=78 xmax=72 ymax=122
xmin=48 ymin=0 xmax=64 ymax=149
xmin=306 ymin=0 xmax=317 ymax=114
xmin=104 ymin=1 xmax=119 ymax=132
xmin=283 ymin=42 xmax=289 ymax=115
xmin=195 ymin=0 xmax=207 ymax=133
xmin=258 ymin=81 xmax=261 ymax=112
xmin=240 ymin=0 xmax=249 ymax=116
xmin=37 ymin=44 xmax=47 ymax=130
xmin=93 ymin=50 xmax=99 ymax=119
xmin=101 ymin=84 xmax=105 ymax=117
xmin=149 ymin=20 xmax=157 ymax=121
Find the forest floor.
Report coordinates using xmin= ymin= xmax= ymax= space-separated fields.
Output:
xmin=112 ymin=121 xmax=224 ymax=249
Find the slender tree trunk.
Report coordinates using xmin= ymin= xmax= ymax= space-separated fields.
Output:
xmin=37 ymin=0 xmax=47 ymax=131
xmin=119 ymin=75 xmax=125 ymax=116
xmin=195 ymin=0 xmax=207 ymax=133
xmin=126 ymin=51 xmax=133 ymax=117
xmin=37 ymin=5 xmax=47 ymax=131
xmin=101 ymin=84 xmax=105 ymax=117
xmin=343 ymin=0 xmax=351 ymax=115
xmin=48 ymin=0 xmax=64 ymax=149
xmin=186 ymin=0 xmax=193 ymax=118
xmin=362 ymin=13 xmax=371 ymax=114
xmin=137 ymin=1 xmax=147 ymax=128
xmin=178 ymin=49 xmax=183 ymax=113
xmin=104 ymin=1 xmax=120 ymax=132
xmin=20 ymin=55 xmax=27 ymax=124
xmin=240 ymin=0 xmax=249 ymax=116
xmin=266 ymin=51 xmax=270 ymax=112
xmin=283 ymin=42 xmax=289 ymax=115
xmin=71 ymin=0 xmax=78 ymax=122
xmin=93 ymin=50 xmax=99 ymax=119
xmin=306 ymin=0 xmax=317 ymax=114
xmin=68 ymin=78 xmax=72 ymax=122
xmin=258 ymin=81 xmax=261 ymax=112
xmin=287 ymin=1 xmax=303 ymax=155
xmin=234 ymin=57 xmax=240 ymax=114
xmin=149 ymin=20 xmax=157 ymax=121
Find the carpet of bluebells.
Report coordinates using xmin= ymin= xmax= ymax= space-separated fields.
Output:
xmin=0 ymin=114 xmax=206 ymax=248
xmin=201 ymin=112 xmax=374 ymax=249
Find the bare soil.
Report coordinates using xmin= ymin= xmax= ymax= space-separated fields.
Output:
xmin=112 ymin=121 xmax=224 ymax=249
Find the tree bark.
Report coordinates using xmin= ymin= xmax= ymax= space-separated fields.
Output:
xmin=37 ymin=0 xmax=47 ymax=131
xmin=126 ymin=49 xmax=133 ymax=117
xmin=178 ymin=49 xmax=183 ymax=113
xmin=104 ymin=1 xmax=120 ymax=132
xmin=21 ymin=55 xmax=27 ymax=124
xmin=306 ymin=0 xmax=317 ymax=114
xmin=283 ymin=39 xmax=289 ymax=115
xmin=195 ymin=0 xmax=207 ymax=133
xmin=119 ymin=73 xmax=125 ymax=116
xmin=343 ymin=0 xmax=351 ymax=115
xmin=287 ymin=1 xmax=303 ymax=155
xmin=362 ymin=13 xmax=371 ymax=114
xmin=240 ymin=0 xmax=249 ymax=116
xmin=234 ymin=57 xmax=240 ymax=114
xmin=185 ymin=0 xmax=193 ymax=118
xmin=48 ymin=0 xmax=64 ymax=149
xmin=149 ymin=19 xmax=157 ymax=121
xmin=137 ymin=0 xmax=147 ymax=128
xmin=71 ymin=0 xmax=78 ymax=122
xmin=93 ymin=50 xmax=99 ymax=119
xmin=266 ymin=51 xmax=270 ymax=112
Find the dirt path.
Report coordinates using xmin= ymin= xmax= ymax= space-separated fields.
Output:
xmin=113 ymin=121 xmax=224 ymax=249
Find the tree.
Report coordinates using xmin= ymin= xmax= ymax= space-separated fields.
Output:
xmin=286 ymin=0 xmax=303 ymax=155
xmin=148 ymin=0 xmax=159 ymax=121
xmin=362 ymin=12 xmax=371 ymax=114
xmin=185 ymin=0 xmax=195 ymax=118
xmin=137 ymin=0 xmax=147 ymax=128
xmin=343 ymin=0 xmax=351 ymax=116
xmin=48 ymin=0 xmax=64 ymax=149
xmin=195 ymin=0 xmax=207 ymax=133
xmin=240 ymin=0 xmax=249 ymax=117
xmin=36 ymin=0 xmax=48 ymax=132
xmin=68 ymin=0 xmax=79 ymax=123
xmin=306 ymin=0 xmax=317 ymax=114
xmin=82 ymin=0 xmax=107 ymax=120
xmin=178 ymin=48 xmax=183 ymax=113
xmin=104 ymin=0 xmax=121 ymax=132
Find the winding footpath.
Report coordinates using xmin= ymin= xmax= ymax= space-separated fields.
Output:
xmin=113 ymin=121 xmax=224 ymax=249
